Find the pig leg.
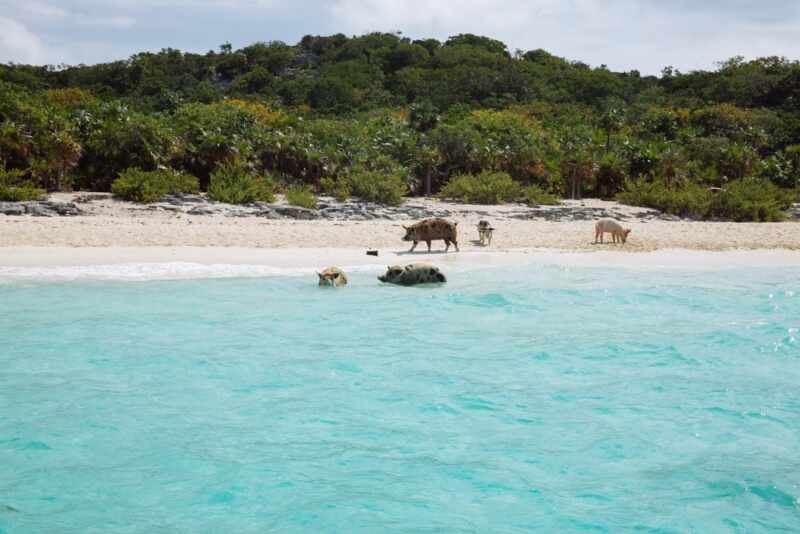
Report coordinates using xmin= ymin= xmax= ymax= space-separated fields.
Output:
xmin=409 ymin=241 xmax=418 ymax=252
xmin=444 ymin=240 xmax=450 ymax=252
xmin=426 ymin=240 xmax=432 ymax=252
xmin=454 ymin=240 xmax=459 ymax=252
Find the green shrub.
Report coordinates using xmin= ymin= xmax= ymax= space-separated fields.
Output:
xmin=523 ymin=185 xmax=561 ymax=206
xmin=439 ymin=171 xmax=523 ymax=204
xmin=320 ymin=177 xmax=350 ymax=202
xmin=617 ymin=178 xmax=711 ymax=219
xmin=285 ymin=185 xmax=317 ymax=208
xmin=207 ymin=161 xmax=275 ymax=204
xmin=111 ymin=168 xmax=199 ymax=203
xmin=708 ymin=178 xmax=792 ymax=222
xmin=82 ymin=111 xmax=178 ymax=191
xmin=0 ymin=169 xmax=47 ymax=201
xmin=593 ymin=153 xmax=627 ymax=198
xmin=334 ymin=185 xmax=351 ymax=202
xmin=618 ymin=177 xmax=792 ymax=221
xmin=344 ymin=159 xmax=407 ymax=206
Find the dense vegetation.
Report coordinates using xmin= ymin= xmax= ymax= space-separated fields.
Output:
xmin=111 ymin=168 xmax=198 ymax=203
xmin=1 ymin=33 xmax=799 ymax=217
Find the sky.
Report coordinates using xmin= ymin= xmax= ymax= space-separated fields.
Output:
xmin=1 ymin=0 xmax=799 ymax=75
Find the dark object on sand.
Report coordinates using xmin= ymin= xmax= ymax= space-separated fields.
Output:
xmin=367 ymin=250 xmax=378 ymax=256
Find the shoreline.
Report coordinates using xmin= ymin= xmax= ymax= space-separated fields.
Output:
xmin=2 ymin=195 xmax=799 ymax=280
xmin=1 ymin=247 xmax=800 ymax=282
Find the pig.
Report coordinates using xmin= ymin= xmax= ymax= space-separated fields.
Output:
xmin=594 ymin=219 xmax=631 ymax=244
xmin=477 ymin=220 xmax=493 ymax=246
xmin=317 ymin=266 xmax=348 ymax=287
xmin=402 ymin=218 xmax=459 ymax=253
xmin=378 ymin=263 xmax=447 ymax=286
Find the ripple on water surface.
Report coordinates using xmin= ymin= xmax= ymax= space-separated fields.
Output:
xmin=1 ymin=264 xmax=799 ymax=533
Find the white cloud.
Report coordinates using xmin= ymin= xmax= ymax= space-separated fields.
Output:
xmin=78 ymin=15 xmax=136 ymax=28
xmin=0 ymin=17 xmax=47 ymax=63
xmin=101 ymin=0 xmax=274 ymax=6
xmin=21 ymin=1 xmax=68 ymax=18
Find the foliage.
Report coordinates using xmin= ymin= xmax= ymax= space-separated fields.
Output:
xmin=173 ymin=101 xmax=263 ymax=186
xmin=81 ymin=108 xmax=177 ymax=190
xmin=344 ymin=157 xmax=407 ymax=205
xmin=593 ymin=152 xmax=627 ymax=198
xmin=321 ymin=176 xmax=350 ymax=201
xmin=618 ymin=177 xmax=792 ymax=221
xmin=0 ymin=34 xmax=799 ymax=221
xmin=284 ymin=185 xmax=317 ymax=208
xmin=439 ymin=171 xmax=524 ymax=204
xmin=0 ymin=169 xmax=47 ymax=201
xmin=207 ymin=160 xmax=275 ymax=204
xmin=523 ymin=185 xmax=561 ymax=206
xmin=617 ymin=178 xmax=712 ymax=219
xmin=408 ymin=99 xmax=439 ymax=132
xmin=433 ymin=109 xmax=554 ymax=185
xmin=707 ymin=177 xmax=793 ymax=222
xmin=759 ymin=145 xmax=800 ymax=188
xmin=111 ymin=167 xmax=199 ymax=203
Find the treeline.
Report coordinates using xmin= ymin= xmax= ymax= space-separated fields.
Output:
xmin=1 ymin=33 xmax=799 ymax=220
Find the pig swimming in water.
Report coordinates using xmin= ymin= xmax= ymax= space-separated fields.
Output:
xmin=402 ymin=218 xmax=459 ymax=253
xmin=378 ymin=263 xmax=446 ymax=286
xmin=317 ymin=266 xmax=348 ymax=287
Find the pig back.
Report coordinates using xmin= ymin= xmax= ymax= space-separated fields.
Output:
xmin=410 ymin=218 xmax=457 ymax=241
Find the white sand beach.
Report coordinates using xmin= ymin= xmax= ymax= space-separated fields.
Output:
xmin=1 ymin=194 xmax=799 ymax=280
xmin=1 ymin=194 xmax=798 ymax=253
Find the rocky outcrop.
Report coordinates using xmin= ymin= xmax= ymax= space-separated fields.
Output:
xmin=0 ymin=201 xmax=81 ymax=217
xmin=133 ymin=194 xmax=685 ymax=222
xmin=0 ymin=191 xmax=722 ymax=222
xmin=142 ymin=194 xmax=455 ymax=221
xmin=504 ymin=204 xmax=678 ymax=222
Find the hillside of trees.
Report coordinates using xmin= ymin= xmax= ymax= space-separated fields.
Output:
xmin=1 ymin=32 xmax=799 ymax=220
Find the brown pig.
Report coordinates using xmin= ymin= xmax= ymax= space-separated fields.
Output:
xmin=402 ymin=218 xmax=459 ymax=253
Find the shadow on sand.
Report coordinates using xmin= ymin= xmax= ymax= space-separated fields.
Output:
xmin=394 ymin=249 xmax=456 ymax=256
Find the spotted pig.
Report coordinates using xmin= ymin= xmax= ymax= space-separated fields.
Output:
xmin=402 ymin=218 xmax=459 ymax=253
xmin=378 ymin=263 xmax=447 ymax=286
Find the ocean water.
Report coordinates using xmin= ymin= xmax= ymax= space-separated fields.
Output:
xmin=1 ymin=262 xmax=799 ymax=533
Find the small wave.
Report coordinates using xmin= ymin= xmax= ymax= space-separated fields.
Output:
xmin=0 ymin=262 xmax=385 ymax=282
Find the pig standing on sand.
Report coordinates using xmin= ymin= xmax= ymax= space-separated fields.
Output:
xmin=402 ymin=218 xmax=459 ymax=253
xmin=477 ymin=220 xmax=493 ymax=246
xmin=318 ymin=267 xmax=348 ymax=287
xmin=378 ymin=263 xmax=446 ymax=285
xmin=594 ymin=219 xmax=631 ymax=244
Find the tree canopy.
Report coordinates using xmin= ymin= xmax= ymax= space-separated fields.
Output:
xmin=1 ymin=32 xmax=799 ymax=218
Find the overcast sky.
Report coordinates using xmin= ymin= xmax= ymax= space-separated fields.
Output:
xmin=1 ymin=0 xmax=799 ymax=74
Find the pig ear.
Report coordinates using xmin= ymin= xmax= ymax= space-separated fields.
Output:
xmin=317 ymin=272 xmax=324 ymax=279
xmin=401 ymin=225 xmax=408 ymax=230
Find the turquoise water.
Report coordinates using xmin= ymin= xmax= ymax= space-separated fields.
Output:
xmin=1 ymin=264 xmax=799 ymax=533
